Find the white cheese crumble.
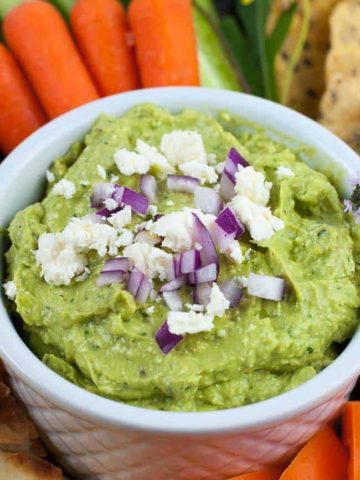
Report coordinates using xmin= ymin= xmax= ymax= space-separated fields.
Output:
xmin=80 ymin=180 xmax=89 ymax=187
xmin=166 ymin=200 xmax=175 ymax=207
xmin=234 ymin=166 xmax=272 ymax=206
xmin=160 ymin=130 xmax=207 ymax=166
xmin=224 ymin=241 xmax=243 ymax=264
xmin=52 ymin=179 xmax=76 ymax=199
xmin=35 ymin=233 xmax=87 ymax=286
xmin=167 ymin=311 xmax=214 ymax=335
xmin=104 ymin=198 xmax=118 ymax=211
xmin=215 ymin=161 xmax=225 ymax=174
xmin=134 ymin=219 xmax=153 ymax=232
xmin=145 ymin=306 xmax=155 ymax=315
xmin=276 ymin=166 xmax=294 ymax=179
xmin=117 ymin=228 xmax=134 ymax=247
xmin=150 ymin=211 xmax=195 ymax=252
xmin=180 ymin=161 xmax=218 ymax=185
xmin=231 ymin=196 xmax=284 ymax=242
xmin=3 ymin=280 xmax=17 ymax=300
xmin=110 ymin=174 xmax=119 ymax=183
xmin=97 ymin=164 xmax=107 ymax=179
xmin=108 ymin=205 xmax=132 ymax=229
xmin=123 ymin=243 xmax=173 ymax=281
xmin=46 ymin=170 xmax=55 ymax=183
xmin=208 ymin=153 xmax=217 ymax=165
xmin=148 ymin=205 xmax=158 ymax=216
xmin=114 ymin=148 xmax=150 ymax=176
xmin=136 ymin=139 xmax=175 ymax=176
xmin=186 ymin=303 xmax=205 ymax=312
xmin=206 ymin=283 xmax=230 ymax=318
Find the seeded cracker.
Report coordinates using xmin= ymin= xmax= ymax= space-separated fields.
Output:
xmin=319 ymin=0 xmax=360 ymax=153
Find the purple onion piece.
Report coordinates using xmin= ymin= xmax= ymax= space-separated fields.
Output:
xmin=90 ymin=183 xmax=115 ymax=209
xmin=212 ymin=207 xmax=245 ymax=251
xmin=96 ymin=207 xmax=114 ymax=218
xmin=188 ymin=263 xmax=218 ymax=285
xmin=102 ymin=257 xmax=131 ymax=272
xmin=194 ymin=186 xmax=223 ymax=216
xmin=219 ymin=171 xmax=235 ymax=201
xmin=127 ymin=268 xmax=143 ymax=297
xmin=155 ymin=321 xmax=183 ymax=355
xmin=113 ymin=185 xmax=124 ymax=204
xmin=167 ymin=175 xmax=200 ymax=194
xmin=162 ymin=291 xmax=183 ymax=311
xmin=193 ymin=282 xmax=213 ymax=306
xmin=96 ymin=270 xmax=128 ymax=287
xmin=136 ymin=275 xmax=152 ymax=304
xmin=160 ymin=276 xmax=186 ymax=292
xmin=140 ymin=174 xmax=158 ymax=203
xmin=247 ymin=273 xmax=285 ymax=301
xmin=192 ymin=213 xmax=218 ymax=267
xmin=224 ymin=148 xmax=248 ymax=179
xmin=122 ymin=187 xmax=148 ymax=216
xmin=219 ymin=279 xmax=243 ymax=307
xmin=179 ymin=249 xmax=202 ymax=275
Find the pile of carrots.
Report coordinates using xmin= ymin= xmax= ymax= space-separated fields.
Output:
xmin=228 ymin=402 xmax=360 ymax=480
xmin=0 ymin=0 xmax=200 ymax=155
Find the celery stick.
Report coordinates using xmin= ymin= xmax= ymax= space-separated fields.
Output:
xmin=193 ymin=1 xmax=241 ymax=91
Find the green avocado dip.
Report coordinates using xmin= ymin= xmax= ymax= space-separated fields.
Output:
xmin=3 ymin=104 xmax=360 ymax=411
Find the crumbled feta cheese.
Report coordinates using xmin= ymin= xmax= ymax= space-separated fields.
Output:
xmin=234 ymin=166 xmax=272 ymax=206
xmin=276 ymin=166 xmax=294 ymax=179
xmin=136 ymin=230 xmax=161 ymax=245
xmin=97 ymin=164 xmax=107 ymax=179
xmin=75 ymin=267 xmax=90 ymax=283
xmin=3 ymin=280 xmax=17 ymax=300
xmin=208 ymin=153 xmax=217 ymax=165
xmin=186 ymin=208 xmax=216 ymax=230
xmin=231 ymin=195 xmax=284 ymax=242
xmin=46 ymin=170 xmax=55 ymax=183
xmin=160 ymin=130 xmax=207 ymax=166
xmin=80 ymin=180 xmax=89 ymax=187
xmin=186 ymin=303 xmax=204 ymax=312
xmin=145 ymin=306 xmax=155 ymax=315
xmin=35 ymin=233 xmax=87 ymax=286
xmin=206 ymin=283 xmax=230 ymax=318
xmin=150 ymin=289 xmax=159 ymax=302
xmin=104 ymin=198 xmax=118 ymax=211
xmin=117 ymin=228 xmax=134 ymax=247
xmin=225 ymin=241 xmax=243 ymax=264
xmin=114 ymin=148 xmax=150 ymax=176
xmin=236 ymin=275 xmax=248 ymax=288
xmin=123 ymin=243 xmax=173 ymax=280
xmin=136 ymin=139 xmax=175 ymax=176
xmin=52 ymin=179 xmax=76 ymax=199
xmin=110 ymin=174 xmax=119 ymax=183
xmin=150 ymin=211 xmax=195 ymax=252
xmin=166 ymin=200 xmax=175 ymax=207
xmin=245 ymin=248 xmax=251 ymax=261
xmin=180 ymin=161 xmax=218 ymax=185
xmin=108 ymin=205 xmax=132 ymax=229
xmin=134 ymin=219 xmax=153 ymax=232
xmin=167 ymin=311 xmax=214 ymax=335
xmin=215 ymin=161 xmax=225 ymax=174
xmin=148 ymin=205 xmax=158 ymax=216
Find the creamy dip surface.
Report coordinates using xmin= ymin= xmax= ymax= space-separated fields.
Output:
xmin=3 ymin=104 xmax=360 ymax=411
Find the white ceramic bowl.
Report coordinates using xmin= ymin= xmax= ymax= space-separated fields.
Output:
xmin=0 ymin=87 xmax=359 ymax=480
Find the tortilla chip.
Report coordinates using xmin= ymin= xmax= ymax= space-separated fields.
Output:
xmin=269 ymin=0 xmax=342 ymax=118
xmin=0 ymin=452 xmax=63 ymax=479
xmin=319 ymin=0 xmax=360 ymax=152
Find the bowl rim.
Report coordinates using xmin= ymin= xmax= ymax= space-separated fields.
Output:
xmin=0 ymin=87 xmax=359 ymax=435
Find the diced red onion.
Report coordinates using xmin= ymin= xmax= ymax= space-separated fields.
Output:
xmin=96 ymin=207 xmax=114 ymax=218
xmin=219 ymin=279 xmax=243 ymax=307
xmin=113 ymin=185 xmax=124 ymax=204
xmin=178 ymin=249 xmax=201 ymax=275
xmin=192 ymin=213 xmax=218 ymax=267
xmin=224 ymin=148 xmax=248 ymax=179
xmin=127 ymin=268 xmax=151 ymax=303
xmin=219 ymin=170 xmax=235 ymax=201
xmin=154 ymin=213 xmax=164 ymax=221
xmin=140 ymin=174 xmax=158 ymax=203
xmin=194 ymin=187 xmax=223 ymax=215
xmin=160 ymin=276 xmax=186 ymax=292
xmin=188 ymin=263 xmax=218 ymax=285
xmin=122 ymin=187 xmax=148 ymax=216
xmin=167 ymin=175 xmax=200 ymax=194
xmin=212 ymin=207 xmax=245 ymax=251
xmin=96 ymin=270 xmax=128 ymax=287
xmin=155 ymin=321 xmax=183 ymax=355
xmin=193 ymin=282 xmax=213 ymax=305
xmin=102 ymin=257 xmax=131 ymax=272
xmin=90 ymin=183 xmax=115 ymax=208
xmin=162 ymin=291 xmax=183 ymax=311
xmin=247 ymin=273 xmax=285 ymax=301
xmin=166 ymin=256 xmax=181 ymax=280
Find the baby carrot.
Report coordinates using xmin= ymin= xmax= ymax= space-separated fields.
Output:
xmin=128 ymin=0 xmax=200 ymax=87
xmin=3 ymin=0 xmax=99 ymax=119
xmin=229 ymin=468 xmax=283 ymax=480
xmin=280 ymin=427 xmax=348 ymax=480
xmin=343 ymin=402 xmax=360 ymax=480
xmin=70 ymin=0 xmax=139 ymax=97
xmin=0 ymin=44 xmax=46 ymax=155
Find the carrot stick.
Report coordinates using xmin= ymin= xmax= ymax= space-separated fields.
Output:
xmin=343 ymin=402 xmax=360 ymax=480
xmin=229 ymin=468 xmax=283 ymax=480
xmin=70 ymin=0 xmax=139 ymax=97
xmin=0 ymin=44 xmax=46 ymax=155
xmin=128 ymin=0 xmax=200 ymax=87
xmin=280 ymin=427 xmax=348 ymax=480
xmin=3 ymin=0 xmax=99 ymax=119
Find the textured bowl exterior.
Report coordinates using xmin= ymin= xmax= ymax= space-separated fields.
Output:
xmin=0 ymin=88 xmax=359 ymax=479
xmin=4 ymin=366 xmax=356 ymax=480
